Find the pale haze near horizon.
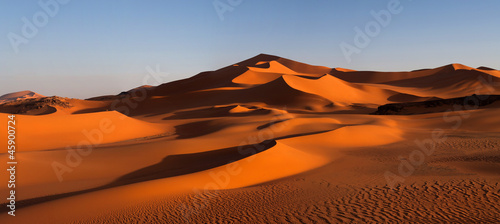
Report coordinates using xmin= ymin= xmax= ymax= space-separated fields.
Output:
xmin=1 ymin=0 xmax=499 ymax=99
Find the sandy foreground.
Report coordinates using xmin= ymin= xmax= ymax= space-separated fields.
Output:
xmin=1 ymin=54 xmax=500 ymax=223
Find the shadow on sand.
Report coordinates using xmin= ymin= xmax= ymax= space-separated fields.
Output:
xmin=0 ymin=140 xmax=277 ymax=212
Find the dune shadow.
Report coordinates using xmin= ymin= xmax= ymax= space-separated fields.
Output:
xmin=374 ymin=94 xmax=500 ymax=115
xmin=163 ymin=105 xmax=271 ymax=120
xmin=273 ymin=130 xmax=333 ymax=141
xmin=72 ymin=106 xmax=110 ymax=114
xmin=109 ymin=140 xmax=276 ymax=186
xmin=387 ymin=93 xmax=428 ymax=102
xmin=0 ymin=105 xmax=57 ymax=115
xmin=0 ymin=140 xmax=277 ymax=212
xmin=257 ymin=119 xmax=291 ymax=130
xmin=174 ymin=119 xmax=232 ymax=139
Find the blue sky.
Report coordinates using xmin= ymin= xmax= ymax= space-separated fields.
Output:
xmin=1 ymin=0 xmax=499 ymax=98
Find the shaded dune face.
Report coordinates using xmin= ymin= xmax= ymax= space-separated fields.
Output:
xmin=374 ymin=94 xmax=500 ymax=115
xmin=2 ymin=54 xmax=500 ymax=223
xmin=0 ymin=141 xmax=276 ymax=212
xmin=111 ymin=140 xmax=277 ymax=186
xmin=163 ymin=105 xmax=270 ymax=120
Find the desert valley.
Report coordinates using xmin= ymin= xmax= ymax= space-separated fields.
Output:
xmin=1 ymin=54 xmax=500 ymax=223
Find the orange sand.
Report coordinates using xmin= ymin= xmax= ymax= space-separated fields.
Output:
xmin=1 ymin=54 xmax=500 ymax=223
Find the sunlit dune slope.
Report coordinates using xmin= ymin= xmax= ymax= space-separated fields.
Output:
xmin=11 ymin=111 xmax=168 ymax=151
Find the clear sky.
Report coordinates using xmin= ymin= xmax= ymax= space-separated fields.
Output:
xmin=1 ymin=0 xmax=499 ymax=99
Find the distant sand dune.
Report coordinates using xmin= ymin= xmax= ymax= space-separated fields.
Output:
xmin=0 ymin=90 xmax=45 ymax=104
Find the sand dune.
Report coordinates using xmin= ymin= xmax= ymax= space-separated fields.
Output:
xmin=0 ymin=90 xmax=45 ymax=104
xmin=283 ymin=74 xmax=395 ymax=106
xmin=0 ymin=96 xmax=112 ymax=116
xmin=380 ymin=64 xmax=500 ymax=98
xmin=330 ymin=66 xmax=441 ymax=84
xmin=1 ymin=54 xmax=500 ymax=223
xmin=232 ymin=61 xmax=323 ymax=85
xmin=6 ymin=55 xmax=496 ymax=116
xmin=12 ymin=111 xmax=169 ymax=151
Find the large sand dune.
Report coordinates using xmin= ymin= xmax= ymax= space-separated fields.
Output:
xmin=1 ymin=54 xmax=500 ymax=223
